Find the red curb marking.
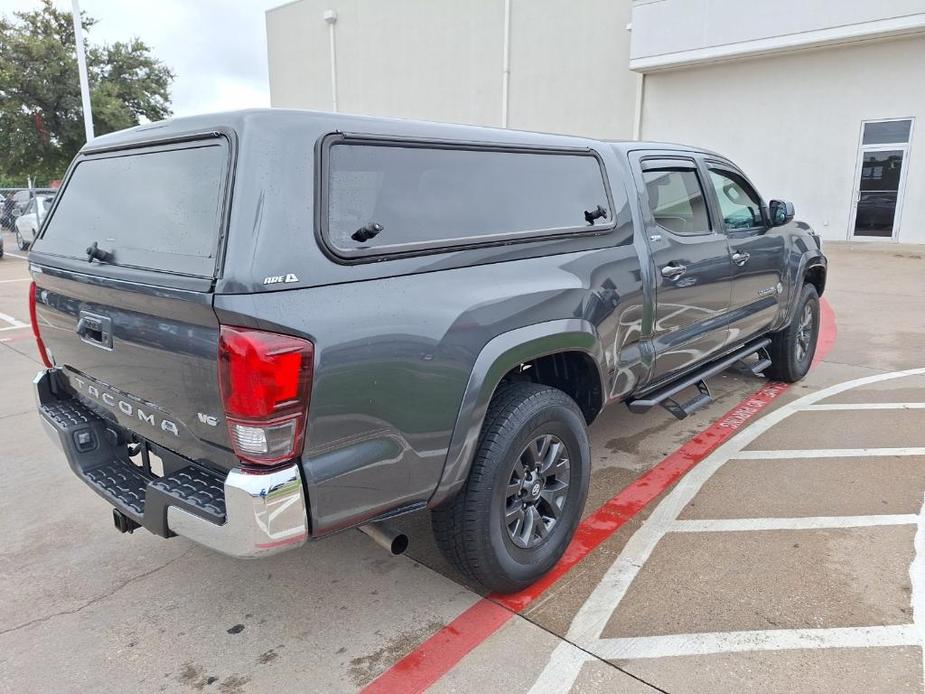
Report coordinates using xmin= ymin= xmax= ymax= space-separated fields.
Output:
xmin=814 ymin=297 xmax=837 ymax=368
xmin=363 ymin=298 xmax=836 ymax=694
xmin=362 ymin=599 xmax=513 ymax=694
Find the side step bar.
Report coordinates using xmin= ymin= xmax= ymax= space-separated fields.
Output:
xmin=746 ymin=347 xmax=772 ymax=376
xmin=627 ymin=338 xmax=772 ymax=420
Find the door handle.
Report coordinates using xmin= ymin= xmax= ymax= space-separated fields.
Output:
xmin=660 ymin=263 xmax=687 ymax=280
xmin=731 ymin=251 xmax=750 ymax=266
xmin=76 ymin=311 xmax=113 ymax=350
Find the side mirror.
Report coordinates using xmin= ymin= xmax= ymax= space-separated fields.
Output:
xmin=768 ymin=199 xmax=795 ymax=227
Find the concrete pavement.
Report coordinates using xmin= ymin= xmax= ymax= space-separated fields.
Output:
xmin=1 ymin=233 xmax=923 ymax=693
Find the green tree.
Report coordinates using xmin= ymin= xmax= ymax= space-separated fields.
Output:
xmin=0 ymin=0 xmax=173 ymax=184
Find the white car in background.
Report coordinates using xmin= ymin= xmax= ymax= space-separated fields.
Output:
xmin=15 ymin=194 xmax=54 ymax=250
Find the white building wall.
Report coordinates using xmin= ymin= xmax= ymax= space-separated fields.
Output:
xmin=631 ymin=0 xmax=925 ymax=70
xmin=266 ymin=0 xmax=636 ymax=138
xmin=505 ymin=0 xmax=635 ymax=138
xmin=267 ymin=0 xmax=505 ymax=125
xmin=640 ymin=35 xmax=925 ymax=244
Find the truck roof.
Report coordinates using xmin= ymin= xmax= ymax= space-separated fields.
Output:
xmin=83 ymin=108 xmax=715 ymax=157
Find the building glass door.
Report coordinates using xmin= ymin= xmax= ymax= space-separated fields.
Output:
xmin=851 ymin=119 xmax=913 ymax=240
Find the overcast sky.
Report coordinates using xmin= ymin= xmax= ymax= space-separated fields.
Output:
xmin=1 ymin=0 xmax=282 ymax=117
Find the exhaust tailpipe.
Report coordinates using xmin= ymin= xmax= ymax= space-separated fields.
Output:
xmin=358 ymin=522 xmax=409 ymax=556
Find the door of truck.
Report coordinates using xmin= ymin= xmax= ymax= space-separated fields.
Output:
xmin=631 ymin=152 xmax=734 ymax=383
xmin=702 ymin=160 xmax=785 ymax=344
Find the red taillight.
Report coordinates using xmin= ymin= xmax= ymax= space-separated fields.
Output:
xmin=218 ymin=326 xmax=314 ymax=466
xmin=28 ymin=281 xmax=53 ymax=368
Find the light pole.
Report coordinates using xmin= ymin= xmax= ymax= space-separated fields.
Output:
xmin=71 ymin=0 xmax=94 ymax=142
xmin=323 ymin=10 xmax=338 ymax=113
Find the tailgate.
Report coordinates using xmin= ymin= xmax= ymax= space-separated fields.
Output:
xmin=33 ymin=271 xmax=235 ymax=470
xmin=29 ymin=135 xmax=237 ymax=471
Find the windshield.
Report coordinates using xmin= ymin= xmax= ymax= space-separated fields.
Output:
xmin=34 ymin=140 xmax=228 ymax=277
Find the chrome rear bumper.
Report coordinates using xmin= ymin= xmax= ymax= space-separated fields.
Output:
xmin=166 ymin=465 xmax=308 ymax=557
xmin=35 ymin=369 xmax=309 ymax=558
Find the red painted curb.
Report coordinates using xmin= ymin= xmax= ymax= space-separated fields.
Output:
xmin=362 ymin=599 xmax=513 ymax=694
xmin=815 ymin=297 xmax=837 ymax=368
xmin=363 ymin=298 xmax=836 ymax=694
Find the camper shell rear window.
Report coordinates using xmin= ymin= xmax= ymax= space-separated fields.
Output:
xmin=34 ymin=137 xmax=230 ymax=278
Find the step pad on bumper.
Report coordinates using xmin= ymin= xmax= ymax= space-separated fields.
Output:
xmin=42 ymin=400 xmax=104 ymax=431
xmin=81 ymin=462 xmax=228 ymax=528
xmin=150 ymin=467 xmax=226 ymax=521
xmin=38 ymin=392 xmax=227 ymax=535
xmin=85 ymin=462 xmax=147 ymax=516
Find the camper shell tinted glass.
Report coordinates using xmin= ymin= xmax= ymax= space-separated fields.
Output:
xmin=321 ymin=136 xmax=615 ymax=259
xmin=34 ymin=138 xmax=230 ymax=278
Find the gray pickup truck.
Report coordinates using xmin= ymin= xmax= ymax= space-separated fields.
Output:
xmin=29 ymin=109 xmax=825 ymax=593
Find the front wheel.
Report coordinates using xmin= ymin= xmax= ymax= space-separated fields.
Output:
xmin=766 ymin=283 xmax=820 ymax=382
xmin=432 ymin=382 xmax=591 ymax=593
xmin=15 ymin=230 xmax=28 ymax=251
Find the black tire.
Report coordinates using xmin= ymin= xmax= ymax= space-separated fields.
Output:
xmin=432 ymin=382 xmax=591 ymax=593
xmin=15 ymin=230 xmax=28 ymax=251
xmin=766 ymin=283 xmax=820 ymax=382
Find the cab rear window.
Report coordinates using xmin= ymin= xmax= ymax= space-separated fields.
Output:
xmin=35 ymin=140 xmax=228 ymax=277
xmin=323 ymin=139 xmax=614 ymax=259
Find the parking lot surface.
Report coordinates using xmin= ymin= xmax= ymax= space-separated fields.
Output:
xmin=1 ymin=233 xmax=923 ymax=693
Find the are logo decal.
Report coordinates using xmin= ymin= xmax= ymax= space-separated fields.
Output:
xmin=263 ymin=273 xmax=300 ymax=285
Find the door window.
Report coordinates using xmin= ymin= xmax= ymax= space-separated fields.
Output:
xmin=852 ymin=119 xmax=913 ymax=239
xmin=708 ymin=170 xmax=764 ymax=231
xmin=854 ymin=150 xmax=904 ymax=237
xmin=641 ymin=167 xmax=711 ymax=236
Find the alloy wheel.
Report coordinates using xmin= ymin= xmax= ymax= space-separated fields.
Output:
xmin=504 ymin=433 xmax=571 ymax=549
xmin=795 ymin=302 xmax=815 ymax=363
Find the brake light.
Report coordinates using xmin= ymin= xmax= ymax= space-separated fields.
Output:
xmin=218 ymin=326 xmax=314 ymax=466
xmin=28 ymin=281 xmax=53 ymax=368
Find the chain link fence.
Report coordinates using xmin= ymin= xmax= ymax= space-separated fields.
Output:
xmin=1 ymin=186 xmax=58 ymax=253
xmin=0 ymin=188 xmax=58 ymax=231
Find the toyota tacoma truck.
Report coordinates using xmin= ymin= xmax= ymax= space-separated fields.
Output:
xmin=29 ymin=110 xmax=826 ymax=593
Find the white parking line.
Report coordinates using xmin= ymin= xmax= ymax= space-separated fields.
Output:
xmin=0 ymin=311 xmax=28 ymax=330
xmin=736 ymin=447 xmax=925 ymax=459
xmin=0 ymin=278 xmax=30 ymax=283
xmin=670 ymin=515 xmax=918 ymax=532
xmin=530 ymin=367 xmax=925 ymax=693
xmin=528 ymin=646 xmax=592 ymax=694
xmin=592 ymin=625 xmax=920 ymax=660
xmin=3 ymin=252 xmax=29 ymax=260
xmin=912 ymin=493 xmax=925 ymax=687
xmin=804 ymin=403 xmax=925 ymax=411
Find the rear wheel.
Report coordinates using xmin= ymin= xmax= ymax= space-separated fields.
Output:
xmin=15 ymin=229 xmax=28 ymax=251
xmin=432 ymin=382 xmax=590 ymax=593
xmin=766 ymin=283 xmax=820 ymax=382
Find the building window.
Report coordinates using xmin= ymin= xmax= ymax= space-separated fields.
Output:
xmin=324 ymin=140 xmax=613 ymax=258
xmin=862 ymin=119 xmax=912 ymax=146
